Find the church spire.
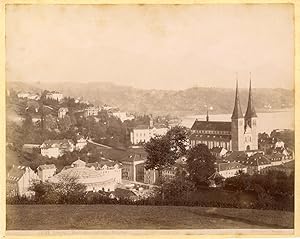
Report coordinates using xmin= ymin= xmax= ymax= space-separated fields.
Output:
xmin=231 ymin=78 xmax=243 ymax=119
xmin=245 ymin=74 xmax=257 ymax=119
xmin=206 ymin=109 xmax=209 ymax=122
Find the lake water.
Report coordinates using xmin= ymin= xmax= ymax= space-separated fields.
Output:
xmin=180 ymin=110 xmax=294 ymax=134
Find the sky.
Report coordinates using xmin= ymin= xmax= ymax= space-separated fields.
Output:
xmin=6 ymin=4 xmax=294 ymax=90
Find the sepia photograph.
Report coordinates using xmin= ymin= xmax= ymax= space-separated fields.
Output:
xmin=4 ymin=3 xmax=296 ymax=234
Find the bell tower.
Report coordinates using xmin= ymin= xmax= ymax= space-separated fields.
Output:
xmin=231 ymin=79 xmax=245 ymax=151
xmin=244 ymin=75 xmax=258 ymax=150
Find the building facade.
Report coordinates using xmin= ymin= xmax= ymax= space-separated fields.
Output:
xmin=46 ymin=91 xmax=64 ymax=101
xmin=37 ymin=164 xmax=57 ymax=182
xmin=49 ymin=159 xmax=121 ymax=192
xmin=7 ymin=166 xmax=40 ymax=197
xmin=40 ymin=139 xmax=75 ymax=158
xmin=58 ymin=107 xmax=69 ymax=119
xmin=130 ymin=119 xmax=169 ymax=145
xmin=190 ymin=80 xmax=258 ymax=152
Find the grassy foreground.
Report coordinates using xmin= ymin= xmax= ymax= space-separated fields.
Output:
xmin=6 ymin=204 xmax=293 ymax=230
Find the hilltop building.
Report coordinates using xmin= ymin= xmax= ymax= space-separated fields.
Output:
xmin=58 ymin=107 xmax=69 ymax=119
xmin=84 ymin=106 xmax=100 ymax=117
xmin=40 ymin=139 xmax=75 ymax=158
xmin=46 ymin=91 xmax=64 ymax=101
xmin=190 ymin=79 xmax=258 ymax=152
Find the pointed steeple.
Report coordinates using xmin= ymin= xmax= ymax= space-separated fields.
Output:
xmin=206 ymin=109 xmax=209 ymax=122
xmin=231 ymin=79 xmax=243 ymax=119
xmin=245 ymin=74 xmax=257 ymax=119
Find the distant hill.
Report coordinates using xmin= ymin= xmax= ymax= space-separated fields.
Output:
xmin=7 ymin=81 xmax=294 ymax=116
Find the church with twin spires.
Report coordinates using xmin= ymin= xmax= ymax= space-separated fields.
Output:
xmin=190 ymin=80 xmax=258 ymax=152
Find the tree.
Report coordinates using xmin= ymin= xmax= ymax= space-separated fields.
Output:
xmin=31 ymin=175 xmax=87 ymax=204
xmin=166 ymin=126 xmax=190 ymax=159
xmin=186 ymin=144 xmax=216 ymax=187
xmin=55 ymin=175 xmax=87 ymax=204
xmin=160 ymin=174 xmax=195 ymax=202
xmin=30 ymin=182 xmax=60 ymax=204
xmin=144 ymin=126 xmax=189 ymax=171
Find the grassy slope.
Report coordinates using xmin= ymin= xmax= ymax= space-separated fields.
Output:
xmin=6 ymin=204 xmax=293 ymax=230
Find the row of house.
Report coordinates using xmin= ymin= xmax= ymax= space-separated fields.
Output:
xmin=17 ymin=92 xmax=41 ymax=101
xmin=214 ymin=150 xmax=294 ymax=179
xmin=22 ymin=137 xmax=88 ymax=158
xmin=7 ymin=158 xmax=123 ymax=197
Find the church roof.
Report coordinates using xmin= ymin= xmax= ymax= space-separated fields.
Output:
xmin=190 ymin=133 xmax=231 ymax=141
xmin=244 ymin=79 xmax=257 ymax=119
xmin=231 ymin=80 xmax=243 ymax=119
xmin=191 ymin=120 xmax=231 ymax=132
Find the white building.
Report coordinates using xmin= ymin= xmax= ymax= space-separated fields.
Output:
xmin=76 ymin=137 xmax=88 ymax=151
xmin=112 ymin=112 xmax=135 ymax=122
xmin=37 ymin=164 xmax=57 ymax=182
xmin=17 ymin=92 xmax=30 ymax=98
xmin=84 ymin=107 xmax=99 ymax=117
xmin=130 ymin=121 xmax=168 ymax=145
xmin=58 ymin=107 xmax=69 ymax=119
xmin=7 ymin=166 xmax=40 ymax=197
xmin=217 ymin=162 xmax=247 ymax=178
xmin=17 ymin=92 xmax=40 ymax=100
xmin=46 ymin=91 xmax=64 ymax=101
xmin=40 ymin=139 xmax=75 ymax=158
xmin=49 ymin=159 xmax=121 ymax=192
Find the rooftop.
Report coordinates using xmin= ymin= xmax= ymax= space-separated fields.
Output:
xmin=218 ymin=162 xmax=246 ymax=171
xmin=41 ymin=139 xmax=75 ymax=149
xmin=191 ymin=120 xmax=231 ymax=132
xmin=7 ymin=166 xmax=27 ymax=182
xmin=38 ymin=164 xmax=56 ymax=170
xmin=190 ymin=133 xmax=231 ymax=141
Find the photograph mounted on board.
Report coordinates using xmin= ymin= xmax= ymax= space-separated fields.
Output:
xmin=5 ymin=4 xmax=295 ymax=231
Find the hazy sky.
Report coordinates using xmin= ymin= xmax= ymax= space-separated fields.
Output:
xmin=6 ymin=4 xmax=294 ymax=90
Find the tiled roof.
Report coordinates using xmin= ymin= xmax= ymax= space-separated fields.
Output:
xmin=7 ymin=166 xmax=26 ymax=182
xmin=218 ymin=162 xmax=246 ymax=171
xmin=50 ymin=167 xmax=107 ymax=182
xmin=208 ymin=171 xmax=225 ymax=180
xmin=190 ymin=133 xmax=231 ymax=141
xmin=38 ymin=164 xmax=56 ymax=170
xmin=153 ymin=124 xmax=168 ymax=129
xmin=134 ymin=124 xmax=167 ymax=130
xmin=211 ymin=147 xmax=226 ymax=154
xmin=110 ymin=188 xmax=137 ymax=198
xmin=134 ymin=125 xmax=150 ymax=130
xmin=41 ymin=139 xmax=74 ymax=149
xmin=191 ymin=120 xmax=231 ymax=132
xmin=240 ymin=153 xmax=271 ymax=166
xmin=223 ymin=151 xmax=247 ymax=162
xmin=86 ymin=161 xmax=118 ymax=169
xmin=265 ymin=153 xmax=286 ymax=161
